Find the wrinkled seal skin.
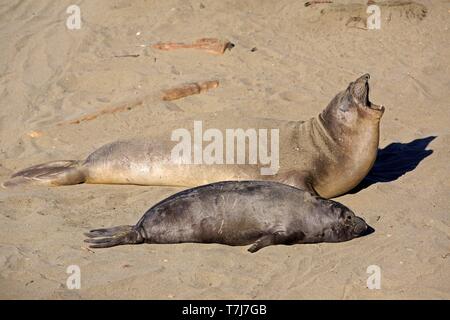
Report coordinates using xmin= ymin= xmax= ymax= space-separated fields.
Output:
xmin=3 ymin=74 xmax=384 ymax=198
xmin=84 ymin=181 xmax=370 ymax=252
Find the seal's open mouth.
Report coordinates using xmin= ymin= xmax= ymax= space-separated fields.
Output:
xmin=353 ymin=74 xmax=385 ymax=113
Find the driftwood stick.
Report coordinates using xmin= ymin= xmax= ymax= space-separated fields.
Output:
xmin=304 ymin=1 xmax=333 ymax=7
xmin=57 ymin=98 xmax=145 ymax=126
xmin=152 ymin=38 xmax=234 ymax=55
xmin=161 ymin=80 xmax=219 ymax=101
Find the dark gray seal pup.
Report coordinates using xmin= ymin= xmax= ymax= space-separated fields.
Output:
xmin=84 ymin=181 xmax=371 ymax=252
xmin=4 ymin=74 xmax=384 ymax=199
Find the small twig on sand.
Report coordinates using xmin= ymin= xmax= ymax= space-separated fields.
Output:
xmin=161 ymin=80 xmax=219 ymax=101
xmin=304 ymin=0 xmax=333 ymax=7
xmin=151 ymin=38 xmax=234 ymax=55
xmin=113 ymin=54 xmax=140 ymax=58
xmin=57 ymin=98 xmax=145 ymax=126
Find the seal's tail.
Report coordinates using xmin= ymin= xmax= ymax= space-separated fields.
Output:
xmin=84 ymin=225 xmax=144 ymax=248
xmin=2 ymin=160 xmax=86 ymax=188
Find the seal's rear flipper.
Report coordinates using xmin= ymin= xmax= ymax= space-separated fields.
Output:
xmin=84 ymin=225 xmax=135 ymax=238
xmin=2 ymin=160 xmax=86 ymax=187
xmin=84 ymin=225 xmax=144 ymax=248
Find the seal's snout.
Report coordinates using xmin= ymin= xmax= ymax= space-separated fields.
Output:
xmin=351 ymin=75 xmax=369 ymax=105
xmin=350 ymin=73 xmax=385 ymax=116
xmin=353 ymin=216 xmax=369 ymax=237
xmin=353 ymin=74 xmax=370 ymax=86
xmin=356 ymin=73 xmax=370 ymax=83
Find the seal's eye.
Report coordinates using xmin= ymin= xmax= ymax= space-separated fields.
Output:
xmin=341 ymin=211 xmax=353 ymax=222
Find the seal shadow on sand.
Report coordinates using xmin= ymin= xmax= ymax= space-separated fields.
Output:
xmin=349 ymin=136 xmax=436 ymax=193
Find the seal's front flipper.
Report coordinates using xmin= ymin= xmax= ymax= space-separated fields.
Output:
xmin=248 ymin=235 xmax=274 ymax=253
xmin=84 ymin=225 xmax=144 ymax=248
xmin=2 ymin=160 xmax=86 ymax=187
xmin=248 ymin=231 xmax=287 ymax=253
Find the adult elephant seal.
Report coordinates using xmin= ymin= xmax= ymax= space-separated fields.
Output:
xmin=3 ymin=74 xmax=384 ymax=198
xmin=84 ymin=181 xmax=371 ymax=252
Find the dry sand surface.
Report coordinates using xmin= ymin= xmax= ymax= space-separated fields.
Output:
xmin=0 ymin=0 xmax=449 ymax=299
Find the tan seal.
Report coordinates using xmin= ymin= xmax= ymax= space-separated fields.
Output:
xmin=3 ymin=74 xmax=384 ymax=198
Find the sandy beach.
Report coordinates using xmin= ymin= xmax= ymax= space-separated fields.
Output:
xmin=0 ymin=0 xmax=449 ymax=299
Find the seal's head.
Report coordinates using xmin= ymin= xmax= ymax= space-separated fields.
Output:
xmin=319 ymin=201 xmax=372 ymax=242
xmin=321 ymin=74 xmax=385 ymax=131
xmin=348 ymin=74 xmax=385 ymax=118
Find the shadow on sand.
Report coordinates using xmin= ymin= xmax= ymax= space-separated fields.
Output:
xmin=349 ymin=136 xmax=436 ymax=194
